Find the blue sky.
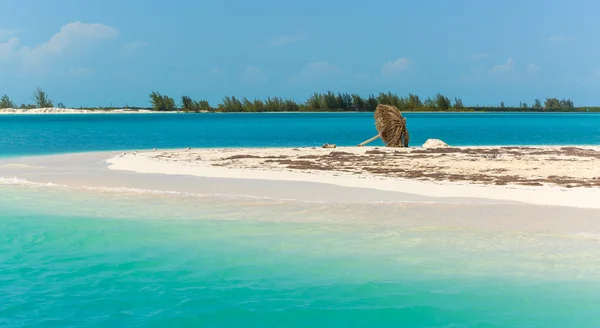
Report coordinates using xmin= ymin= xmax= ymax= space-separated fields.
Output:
xmin=0 ymin=0 xmax=598 ymax=107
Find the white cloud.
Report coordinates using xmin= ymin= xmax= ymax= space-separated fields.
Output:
xmin=469 ymin=53 xmax=488 ymax=60
xmin=489 ymin=57 xmax=515 ymax=75
xmin=209 ymin=66 xmax=220 ymax=74
xmin=27 ymin=22 xmax=117 ymax=62
xmin=0 ymin=37 xmax=20 ymax=60
xmin=122 ymin=41 xmax=146 ymax=55
xmin=0 ymin=28 xmax=24 ymax=41
xmin=0 ymin=22 xmax=118 ymax=67
xmin=240 ymin=65 xmax=267 ymax=84
xmin=545 ymin=34 xmax=579 ymax=42
xmin=381 ymin=57 xmax=411 ymax=77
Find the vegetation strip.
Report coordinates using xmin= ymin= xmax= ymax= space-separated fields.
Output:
xmin=1 ymin=88 xmax=595 ymax=112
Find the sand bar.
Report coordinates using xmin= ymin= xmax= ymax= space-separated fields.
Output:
xmin=3 ymin=149 xmax=600 ymax=234
xmin=104 ymin=146 xmax=600 ymax=209
xmin=0 ymin=107 xmax=184 ymax=114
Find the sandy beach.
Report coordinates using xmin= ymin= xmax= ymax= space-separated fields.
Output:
xmin=1 ymin=146 xmax=600 ymax=235
xmin=0 ymin=107 xmax=181 ymax=114
xmin=103 ymin=146 xmax=600 ymax=209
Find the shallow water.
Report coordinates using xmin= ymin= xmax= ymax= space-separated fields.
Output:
xmin=2 ymin=185 xmax=600 ymax=327
xmin=3 ymin=112 xmax=600 ymax=327
xmin=1 ymin=112 xmax=600 ymax=157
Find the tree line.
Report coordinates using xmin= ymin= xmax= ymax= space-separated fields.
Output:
xmin=148 ymin=91 xmax=589 ymax=112
xmin=1 ymin=88 xmax=595 ymax=112
xmin=0 ymin=88 xmax=64 ymax=109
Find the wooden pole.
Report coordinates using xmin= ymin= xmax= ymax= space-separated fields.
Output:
xmin=358 ymin=134 xmax=381 ymax=147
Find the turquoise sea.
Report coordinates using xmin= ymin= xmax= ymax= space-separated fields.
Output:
xmin=2 ymin=113 xmax=600 ymax=327
xmin=1 ymin=112 xmax=600 ymax=157
xmin=3 ymin=186 xmax=600 ymax=327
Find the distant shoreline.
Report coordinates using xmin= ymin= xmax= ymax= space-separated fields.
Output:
xmin=1 ymin=108 xmax=600 ymax=115
xmin=0 ymin=108 xmax=186 ymax=115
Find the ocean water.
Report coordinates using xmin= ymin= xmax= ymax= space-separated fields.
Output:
xmin=3 ymin=112 xmax=600 ymax=327
xmin=2 ymin=185 xmax=600 ymax=327
xmin=1 ymin=112 xmax=600 ymax=157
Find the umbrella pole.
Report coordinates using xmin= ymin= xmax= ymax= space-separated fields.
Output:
xmin=358 ymin=134 xmax=381 ymax=147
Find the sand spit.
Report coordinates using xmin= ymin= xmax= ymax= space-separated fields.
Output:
xmin=106 ymin=146 xmax=600 ymax=209
xmin=0 ymin=108 xmax=182 ymax=114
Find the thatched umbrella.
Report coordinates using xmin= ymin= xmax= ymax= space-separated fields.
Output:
xmin=358 ymin=104 xmax=410 ymax=147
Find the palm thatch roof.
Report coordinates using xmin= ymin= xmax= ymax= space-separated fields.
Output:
xmin=374 ymin=104 xmax=410 ymax=147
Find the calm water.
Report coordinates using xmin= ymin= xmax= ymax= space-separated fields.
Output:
xmin=2 ymin=185 xmax=600 ymax=327
xmin=1 ymin=112 xmax=600 ymax=157
xmin=3 ymin=112 xmax=600 ymax=327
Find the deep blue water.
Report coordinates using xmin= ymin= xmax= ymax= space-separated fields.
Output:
xmin=1 ymin=112 xmax=600 ymax=157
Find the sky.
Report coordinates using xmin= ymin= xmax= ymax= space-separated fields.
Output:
xmin=0 ymin=0 xmax=598 ymax=107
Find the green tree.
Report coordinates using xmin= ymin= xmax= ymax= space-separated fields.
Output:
xmin=366 ymin=94 xmax=378 ymax=111
xmin=545 ymin=97 xmax=561 ymax=108
xmin=336 ymin=92 xmax=352 ymax=111
xmin=197 ymin=100 xmax=211 ymax=112
xmin=453 ymin=97 xmax=464 ymax=109
xmin=351 ymin=94 xmax=365 ymax=111
xmin=305 ymin=93 xmax=322 ymax=111
xmin=0 ymin=94 xmax=15 ymax=109
xmin=33 ymin=88 xmax=53 ymax=108
xmin=149 ymin=91 xmax=176 ymax=111
xmin=242 ymin=97 xmax=255 ymax=112
xmin=559 ymin=98 xmax=574 ymax=108
xmin=423 ymin=97 xmax=436 ymax=109
xmin=377 ymin=92 xmax=403 ymax=109
xmin=407 ymin=93 xmax=422 ymax=110
xmin=323 ymin=91 xmax=339 ymax=110
xmin=264 ymin=96 xmax=284 ymax=112
xmin=283 ymin=99 xmax=300 ymax=112
xmin=20 ymin=103 xmax=36 ymax=109
xmin=180 ymin=95 xmax=212 ymax=112
xmin=500 ymin=101 xmax=505 ymax=109
xmin=181 ymin=96 xmax=194 ymax=112
xmin=434 ymin=93 xmax=451 ymax=110
xmin=533 ymin=99 xmax=542 ymax=109
xmin=221 ymin=96 xmax=245 ymax=112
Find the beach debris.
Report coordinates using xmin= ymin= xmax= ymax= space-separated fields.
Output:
xmin=322 ymin=143 xmax=337 ymax=149
xmin=358 ymin=104 xmax=410 ymax=147
xmin=423 ymin=139 xmax=449 ymax=148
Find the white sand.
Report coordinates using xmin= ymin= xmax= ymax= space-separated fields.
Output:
xmin=105 ymin=146 xmax=600 ymax=209
xmin=4 ymin=151 xmax=600 ymax=235
xmin=0 ymin=107 xmax=184 ymax=114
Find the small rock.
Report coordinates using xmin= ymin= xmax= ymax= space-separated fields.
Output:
xmin=423 ymin=139 xmax=449 ymax=148
xmin=322 ymin=143 xmax=337 ymax=149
